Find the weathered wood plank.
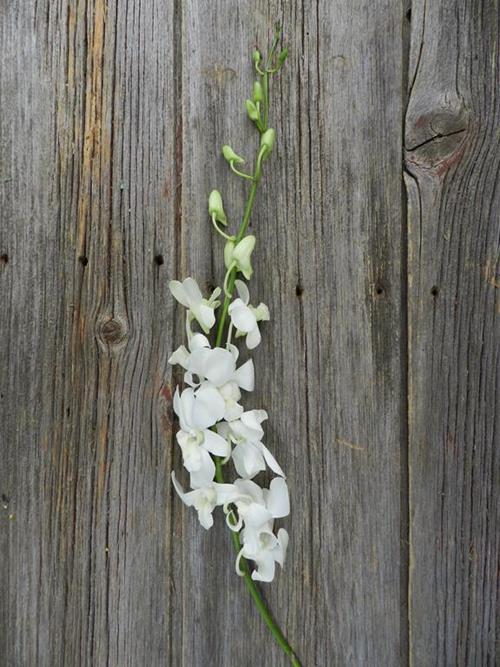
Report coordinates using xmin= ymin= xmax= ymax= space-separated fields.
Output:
xmin=405 ymin=1 xmax=500 ymax=664
xmin=177 ymin=2 xmax=406 ymax=664
xmin=1 ymin=1 xmax=177 ymax=664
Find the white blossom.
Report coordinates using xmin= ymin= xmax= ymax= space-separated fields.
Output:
xmin=187 ymin=342 xmax=254 ymax=391
xmin=231 ymin=478 xmax=290 ymax=582
xmin=169 ymin=278 xmax=221 ymax=334
xmin=228 ymin=280 xmax=270 ymax=349
xmin=239 ymin=526 xmax=289 ymax=582
xmin=173 ymin=387 xmax=230 ymax=488
xmin=171 ymin=472 xmax=238 ymax=529
xmin=219 ymin=410 xmax=285 ymax=479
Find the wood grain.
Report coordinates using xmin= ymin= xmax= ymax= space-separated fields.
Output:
xmin=1 ymin=1 xmax=177 ymax=664
xmin=405 ymin=1 xmax=500 ymax=665
xmin=1 ymin=0 xmax=497 ymax=665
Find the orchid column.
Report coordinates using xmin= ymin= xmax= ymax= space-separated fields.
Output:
xmin=168 ymin=26 xmax=301 ymax=667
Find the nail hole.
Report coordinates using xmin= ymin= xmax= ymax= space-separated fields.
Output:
xmin=0 ymin=253 xmax=8 ymax=264
xmin=375 ymin=284 xmax=385 ymax=296
xmin=1 ymin=494 xmax=9 ymax=505
xmin=295 ymin=284 xmax=304 ymax=297
xmin=79 ymin=256 xmax=88 ymax=266
xmin=431 ymin=285 xmax=439 ymax=297
xmin=154 ymin=254 xmax=164 ymax=266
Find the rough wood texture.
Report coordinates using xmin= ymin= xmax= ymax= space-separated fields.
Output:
xmin=405 ymin=1 xmax=500 ymax=665
xmin=0 ymin=1 xmax=497 ymax=666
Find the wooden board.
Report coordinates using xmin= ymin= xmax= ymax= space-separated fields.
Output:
xmin=0 ymin=1 xmax=497 ymax=665
xmin=405 ymin=1 xmax=500 ymax=664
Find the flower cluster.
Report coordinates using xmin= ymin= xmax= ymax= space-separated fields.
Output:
xmin=169 ymin=276 xmax=289 ymax=582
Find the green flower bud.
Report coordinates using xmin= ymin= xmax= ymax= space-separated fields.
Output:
xmin=245 ymin=99 xmax=259 ymax=122
xmin=232 ymin=235 xmax=256 ymax=280
xmin=222 ymin=145 xmax=245 ymax=165
xmin=224 ymin=240 xmax=235 ymax=269
xmin=208 ymin=189 xmax=227 ymax=226
xmin=260 ymin=128 xmax=276 ymax=155
xmin=278 ymin=48 xmax=288 ymax=66
xmin=252 ymin=49 xmax=261 ymax=65
xmin=252 ymin=81 xmax=263 ymax=103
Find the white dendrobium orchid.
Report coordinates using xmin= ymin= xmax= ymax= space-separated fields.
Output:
xmin=168 ymin=332 xmax=210 ymax=370
xmin=228 ymin=477 xmax=290 ymax=530
xmin=228 ymin=280 xmax=270 ymax=349
xmin=230 ymin=478 xmax=290 ymax=582
xmin=171 ymin=472 xmax=238 ymax=529
xmin=169 ymin=277 xmax=221 ymax=334
xmin=173 ymin=387 xmax=230 ymax=488
xmin=240 ymin=526 xmax=289 ymax=582
xmin=187 ymin=342 xmax=254 ymax=391
xmin=219 ymin=410 xmax=285 ymax=479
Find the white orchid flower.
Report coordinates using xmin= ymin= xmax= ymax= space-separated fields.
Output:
xmin=230 ymin=478 xmax=290 ymax=583
xmin=171 ymin=472 xmax=239 ymax=530
xmin=229 ymin=477 xmax=290 ymax=530
xmin=239 ymin=525 xmax=289 ymax=582
xmin=169 ymin=278 xmax=221 ymax=334
xmin=187 ymin=342 xmax=254 ymax=391
xmin=168 ymin=332 xmax=211 ymax=370
xmin=228 ymin=280 xmax=270 ymax=349
xmin=220 ymin=410 xmax=285 ymax=479
xmin=173 ymin=387 xmax=230 ymax=488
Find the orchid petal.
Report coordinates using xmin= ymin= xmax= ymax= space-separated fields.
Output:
xmin=169 ymin=280 xmax=190 ymax=308
xmin=168 ymin=345 xmax=190 ymax=368
xmin=203 ymin=429 xmax=231 ymax=458
xmin=251 ymin=553 xmax=276 ymax=582
xmin=233 ymin=359 xmax=254 ymax=391
xmin=265 ymin=477 xmax=290 ymax=518
xmin=232 ymin=442 xmax=266 ymax=479
xmin=234 ymin=279 xmax=250 ymax=305
xmin=245 ymin=325 xmax=261 ymax=349
xmin=191 ymin=384 xmax=225 ymax=429
xmin=182 ymin=277 xmax=203 ymax=304
xmin=259 ymin=443 xmax=286 ymax=478
xmin=189 ymin=450 xmax=215 ymax=488
xmin=229 ymin=300 xmax=256 ymax=333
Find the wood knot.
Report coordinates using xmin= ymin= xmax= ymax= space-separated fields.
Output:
xmin=405 ymin=95 xmax=470 ymax=172
xmin=96 ymin=316 xmax=129 ymax=348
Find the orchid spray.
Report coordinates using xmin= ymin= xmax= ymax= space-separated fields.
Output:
xmin=168 ymin=26 xmax=301 ymax=666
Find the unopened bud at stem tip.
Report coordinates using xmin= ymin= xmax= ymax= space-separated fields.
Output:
xmin=208 ymin=190 xmax=227 ymax=226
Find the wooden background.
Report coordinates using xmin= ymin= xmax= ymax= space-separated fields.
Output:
xmin=1 ymin=1 xmax=498 ymax=665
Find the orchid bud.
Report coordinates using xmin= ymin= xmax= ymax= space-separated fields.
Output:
xmin=208 ymin=190 xmax=227 ymax=226
xmin=232 ymin=235 xmax=256 ymax=280
xmin=252 ymin=81 xmax=263 ymax=103
xmin=245 ymin=99 xmax=259 ymax=122
xmin=278 ymin=48 xmax=288 ymax=67
xmin=222 ymin=145 xmax=245 ymax=165
xmin=252 ymin=49 xmax=261 ymax=65
xmin=224 ymin=240 xmax=235 ymax=270
xmin=260 ymin=128 xmax=276 ymax=156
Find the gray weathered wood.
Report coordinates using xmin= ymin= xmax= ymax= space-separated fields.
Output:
xmin=1 ymin=1 xmax=177 ymax=664
xmin=405 ymin=1 xmax=500 ymax=665
xmin=1 ymin=0 xmax=498 ymax=665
